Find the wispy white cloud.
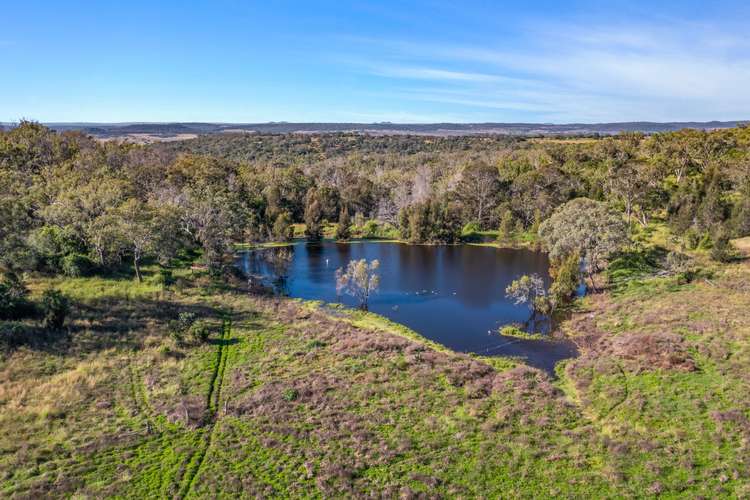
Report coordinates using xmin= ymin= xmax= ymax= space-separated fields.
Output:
xmin=368 ymin=65 xmax=502 ymax=83
xmin=337 ymin=20 xmax=750 ymax=122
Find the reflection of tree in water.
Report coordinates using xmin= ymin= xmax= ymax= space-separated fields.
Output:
xmin=264 ymin=247 xmax=293 ymax=294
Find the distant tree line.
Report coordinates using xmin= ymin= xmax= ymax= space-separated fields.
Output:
xmin=2 ymin=121 xmax=749 ymax=287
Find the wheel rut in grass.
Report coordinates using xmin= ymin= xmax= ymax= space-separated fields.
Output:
xmin=175 ymin=315 xmax=233 ymax=499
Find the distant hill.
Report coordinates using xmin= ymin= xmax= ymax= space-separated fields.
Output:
xmin=4 ymin=120 xmax=747 ymax=139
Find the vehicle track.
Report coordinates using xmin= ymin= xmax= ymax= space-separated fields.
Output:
xmin=175 ymin=316 xmax=232 ymax=499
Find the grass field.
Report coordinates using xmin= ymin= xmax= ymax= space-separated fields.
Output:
xmin=1 ymin=252 xmax=749 ymax=497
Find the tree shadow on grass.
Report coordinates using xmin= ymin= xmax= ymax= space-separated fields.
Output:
xmin=57 ymin=298 xmax=225 ymax=356
xmin=207 ymin=337 xmax=239 ymax=346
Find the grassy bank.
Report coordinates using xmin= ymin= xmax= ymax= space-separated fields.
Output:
xmin=1 ymin=255 xmax=749 ymax=496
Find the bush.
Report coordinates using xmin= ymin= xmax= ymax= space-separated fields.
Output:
xmin=282 ymin=388 xmax=299 ymax=401
xmin=497 ymin=210 xmax=515 ymax=242
xmin=27 ymin=225 xmax=84 ymax=274
xmin=169 ymin=311 xmax=211 ymax=345
xmin=549 ymin=251 xmax=581 ymax=308
xmin=61 ymin=253 xmax=96 ymax=277
xmin=188 ymin=320 xmax=211 ymax=344
xmin=272 ymin=212 xmax=294 ymax=241
xmin=0 ymin=322 xmax=31 ymax=349
xmin=462 ymin=221 xmax=481 ymax=235
xmin=40 ymin=289 xmax=70 ymax=330
xmin=0 ymin=275 xmax=34 ymax=320
xmin=710 ymin=233 xmax=733 ymax=262
xmin=155 ymin=268 xmax=176 ymax=288
xmin=361 ymin=220 xmax=380 ymax=239
xmin=170 ymin=330 xmax=184 ymax=347
xmin=683 ymin=229 xmax=700 ymax=250
xmin=334 ymin=208 xmax=352 ymax=241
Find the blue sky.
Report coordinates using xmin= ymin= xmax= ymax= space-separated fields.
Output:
xmin=2 ymin=0 xmax=750 ymax=123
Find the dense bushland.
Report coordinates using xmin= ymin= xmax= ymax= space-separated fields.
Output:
xmin=2 ymin=122 xmax=749 ymax=285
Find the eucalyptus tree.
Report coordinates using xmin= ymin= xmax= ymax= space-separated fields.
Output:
xmin=539 ymin=198 xmax=629 ymax=291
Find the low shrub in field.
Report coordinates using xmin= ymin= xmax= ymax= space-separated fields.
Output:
xmin=155 ymin=268 xmax=176 ymax=288
xmin=710 ymin=233 xmax=734 ymax=262
xmin=169 ymin=311 xmax=212 ymax=345
xmin=41 ymin=289 xmax=70 ymax=330
xmin=0 ymin=322 xmax=31 ymax=349
xmin=0 ymin=276 xmax=35 ymax=320
xmin=188 ymin=320 xmax=212 ymax=344
xmin=61 ymin=253 xmax=96 ymax=277
xmin=281 ymin=388 xmax=299 ymax=401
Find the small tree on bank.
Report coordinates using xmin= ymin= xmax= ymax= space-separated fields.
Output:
xmin=304 ymin=189 xmax=324 ymax=241
xmin=335 ymin=259 xmax=380 ymax=309
xmin=505 ymin=274 xmax=549 ymax=316
xmin=335 ymin=207 xmax=352 ymax=241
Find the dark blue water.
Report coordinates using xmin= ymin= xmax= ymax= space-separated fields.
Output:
xmin=237 ymin=242 xmax=577 ymax=373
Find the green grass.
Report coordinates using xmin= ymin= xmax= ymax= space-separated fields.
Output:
xmin=2 ymin=254 xmax=750 ymax=496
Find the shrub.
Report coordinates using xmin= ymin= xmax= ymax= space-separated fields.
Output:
xmin=170 ymin=330 xmax=185 ymax=347
xmin=27 ymin=225 xmax=84 ymax=274
xmin=0 ymin=322 xmax=31 ymax=349
xmin=710 ymin=233 xmax=733 ymax=262
xmin=169 ymin=311 xmax=210 ymax=345
xmin=683 ymin=229 xmax=700 ymax=250
xmin=334 ymin=208 xmax=352 ymax=241
xmin=549 ymin=251 xmax=581 ymax=308
xmin=175 ymin=311 xmax=197 ymax=332
xmin=155 ymin=268 xmax=176 ymax=288
xmin=0 ymin=275 xmax=34 ymax=320
xmin=497 ymin=210 xmax=515 ymax=242
xmin=665 ymin=251 xmax=692 ymax=273
xmin=61 ymin=253 xmax=96 ymax=277
xmin=282 ymin=388 xmax=299 ymax=401
xmin=40 ymin=289 xmax=70 ymax=330
xmin=272 ymin=212 xmax=294 ymax=241
xmin=188 ymin=320 xmax=211 ymax=344
xmin=361 ymin=220 xmax=380 ymax=239
xmin=462 ymin=221 xmax=481 ymax=235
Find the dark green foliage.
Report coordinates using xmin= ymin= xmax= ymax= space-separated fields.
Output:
xmin=169 ymin=311 xmax=211 ymax=345
xmin=360 ymin=220 xmax=380 ymax=239
xmin=281 ymin=387 xmax=299 ymax=402
xmin=710 ymin=231 xmax=734 ymax=262
xmin=188 ymin=320 xmax=212 ymax=344
xmin=497 ymin=209 xmax=515 ymax=242
xmin=0 ymin=275 xmax=33 ymax=320
xmin=272 ymin=212 xmax=294 ymax=241
xmin=549 ymin=251 xmax=581 ymax=308
xmin=334 ymin=207 xmax=351 ymax=241
xmin=155 ymin=268 xmax=176 ymax=288
xmin=2 ymin=122 xmax=750 ymax=284
xmin=27 ymin=225 xmax=86 ymax=274
xmin=606 ymin=247 xmax=666 ymax=288
xmin=61 ymin=253 xmax=96 ymax=278
xmin=40 ymin=289 xmax=70 ymax=330
xmin=303 ymin=189 xmax=324 ymax=241
xmin=0 ymin=322 xmax=30 ymax=349
xmin=400 ymin=197 xmax=462 ymax=243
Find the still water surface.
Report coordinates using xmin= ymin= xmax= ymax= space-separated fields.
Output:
xmin=237 ymin=242 xmax=577 ymax=373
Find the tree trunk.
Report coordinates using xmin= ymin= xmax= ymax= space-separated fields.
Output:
xmin=134 ymin=254 xmax=142 ymax=282
xmin=588 ymin=271 xmax=598 ymax=293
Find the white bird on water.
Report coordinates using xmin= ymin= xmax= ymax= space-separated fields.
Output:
xmin=325 ymin=258 xmax=329 ymax=266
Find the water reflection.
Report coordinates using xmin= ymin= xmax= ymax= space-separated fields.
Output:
xmin=236 ymin=242 xmax=576 ymax=373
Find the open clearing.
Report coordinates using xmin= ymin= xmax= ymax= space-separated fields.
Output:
xmin=1 ymin=255 xmax=749 ymax=498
